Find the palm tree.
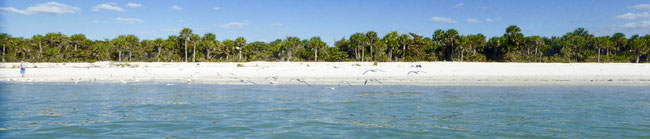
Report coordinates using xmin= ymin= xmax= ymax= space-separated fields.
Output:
xmin=630 ymin=35 xmax=649 ymax=63
xmin=383 ymin=32 xmax=399 ymax=61
xmin=596 ymin=36 xmax=612 ymax=62
xmin=112 ymin=36 xmax=126 ymax=61
xmin=235 ymin=37 xmax=246 ymax=61
xmin=611 ymin=33 xmax=626 ymax=56
xmin=222 ymin=39 xmax=236 ymax=61
xmin=179 ymin=28 xmax=193 ymax=62
xmin=308 ymin=37 xmax=326 ymax=61
xmin=350 ymin=33 xmax=367 ymax=61
xmin=527 ymin=36 xmax=544 ymax=62
xmin=202 ymin=33 xmax=216 ymax=61
xmin=457 ymin=36 xmax=470 ymax=62
xmin=643 ymin=35 xmax=650 ymax=62
xmin=31 ymin=35 xmax=45 ymax=60
xmin=153 ymin=38 xmax=164 ymax=62
xmin=283 ymin=37 xmax=300 ymax=61
xmin=366 ymin=31 xmax=378 ymax=61
xmin=191 ymin=34 xmax=200 ymax=62
xmin=125 ymin=35 xmax=139 ymax=61
xmin=504 ymin=25 xmax=525 ymax=61
xmin=443 ymin=29 xmax=460 ymax=61
xmin=56 ymin=33 xmax=70 ymax=60
xmin=468 ymin=34 xmax=487 ymax=60
xmin=1 ymin=33 xmax=11 ymax=62
xmin=398 ymin=34 xmax=410 ymax=60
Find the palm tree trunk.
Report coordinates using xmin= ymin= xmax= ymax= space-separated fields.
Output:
xmin=369 ymin=45 xmax=373 ymax=61
xmin=535 ymin=46 xmax=539 ymax=62
xmin=184 ymin=40 xmax=188 ymax=62
xmin=157 ymin=47 xmax=161 ymax=62
xmin=527 ymin=46 xmax=530 ymax=62
xmin=388 ymin=47 xmax=393 ymax=62
xmin=206 ymin=49 xmax=210 ymax=61
xmin=2 ymin=42 xmax=5 ymax=62
xmin=38 ymin=42 xmax=42 ymax=59
xmin=118 ymin=48 xmax=122 ymax=62
xmin=597 ymin=48 xmax=600 ymax=63
xmin=193 ymin=43 xmax=196 ymax=62
xmin=361 ymin=48 xmax=365 ymax=62
xmin=460 ymin=49 xmax=464 ymax=62
xmin=354 ymin=48 xmax=359 ymax=60
xmin=450 ymin=44 xmax=454 ymax=61
xmin=61 ymin=42 xmax=67 ymax=60
xmin=105 ymin=46 xmax=110 ymax=61
xmin=315 ymin=48 xmax=318 ymax=62
xmin=21 ymin=48 xmax=25 ymax=60
xmin=129 ymin=44 xmax=133 ymax=61
xmin=402 ymin=44 xmax=406 ymax=59
xmin=402 ymin=44 xmax=406 ymax=61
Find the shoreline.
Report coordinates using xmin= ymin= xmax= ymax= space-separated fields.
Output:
xmin=2 ymin=62 xmax=650 ymax=86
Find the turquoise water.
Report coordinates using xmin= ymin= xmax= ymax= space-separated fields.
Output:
xmin=0 ymin=83 xmax=648 ymax=138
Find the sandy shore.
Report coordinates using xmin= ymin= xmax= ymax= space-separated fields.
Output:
xmin=1 ymin=62 xmax=650 ymax=86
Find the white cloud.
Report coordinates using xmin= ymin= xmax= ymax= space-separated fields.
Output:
xmin=467 ymin=18 xmax=482 ymax=23
xmin=116 ymin=17 xmax=144 ymax=24
xmin=219 ymin=22 xmax=248 ymax=29
xmin=213 ymin=7 xmax=221 ymax=10
xmin=430 ymin=17 xmax=456 ymax=23
xmin=270 ymin=23 xmax=283 ymax=27
xmin=615 ymin=12 xmax=650 ymax=20
xmin=622 ymin=20 xmax=650 ymax=28
xmin=453 ymin=3 xmax=464 ymax=8
xmin=0 ymin=2 xmax=80 ymax=15
xmin=485 ymin=18 xmax=502 ymax=22
xmin=126 ymin=3 xmax=142 ymax=8
xmin=92 ymin=20 xmax=108 ymax=24
xmin=171 ymin=5 xmax=183 ymax=10
xmin=630 ymin=4 xmax=650 ymax=10
xmin=92 ymin=3 xmax=125 ymax=12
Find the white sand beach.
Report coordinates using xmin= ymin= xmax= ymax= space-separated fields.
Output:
xmin=1 ymin=62 xmax=650 ymax=86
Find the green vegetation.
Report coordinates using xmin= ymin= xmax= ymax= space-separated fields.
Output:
xmin=2 ymin=26 xmax=649 ymax=63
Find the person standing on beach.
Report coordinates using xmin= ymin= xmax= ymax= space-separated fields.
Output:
xmin=20 ymin=60 xmax=26 ymax=77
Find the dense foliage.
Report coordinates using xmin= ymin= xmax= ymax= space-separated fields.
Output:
xmin=2 ymin=26 xmax=649 ymax=63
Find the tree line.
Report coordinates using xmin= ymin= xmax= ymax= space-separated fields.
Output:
xmin=2 ymin=25 xmax=649 ymax=63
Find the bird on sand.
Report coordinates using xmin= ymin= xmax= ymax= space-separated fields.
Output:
xmin=257 ymin=66 xmax=270 ymax=71
xmin=230 ymin=77 xmax=257 ymax=84
xmin=291 ymin=78 xmax=312 ymax=87
xmin=407 ymin=71 xmax=427 ymax=75
xmin=337 ymin=81 xmax=352 ymax=87
xmin=364 ymin=78 xmax=383 ymax=85
xmin=362 ymin=69 xmax=385 ymax=75
xmin=71 ymin=78 xmax=81 ymax=84
xmin=265 ymin=76 xmax=279 ymax=84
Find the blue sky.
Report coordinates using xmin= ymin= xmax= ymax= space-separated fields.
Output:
xmin=1 ymin=0 xmax=649 ymax=45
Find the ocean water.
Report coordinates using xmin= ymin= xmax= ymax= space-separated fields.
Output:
xmin=0 ymin=83 xmax=648 ymax=138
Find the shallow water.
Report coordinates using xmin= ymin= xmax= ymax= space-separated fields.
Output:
xmin=0 ymin=83 xmax=648 ymax=138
